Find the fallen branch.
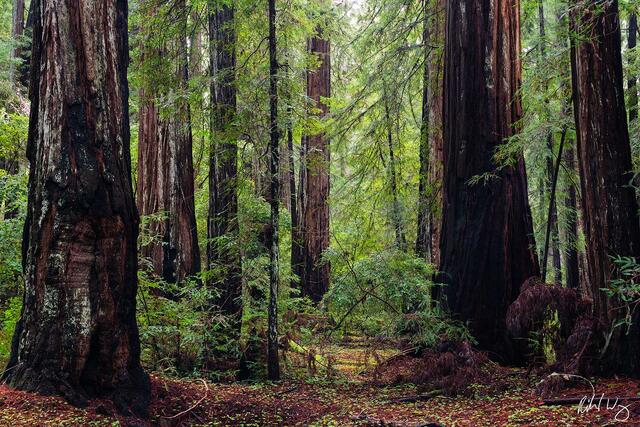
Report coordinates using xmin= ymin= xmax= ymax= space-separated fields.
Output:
xmin=161 ymin=379 xmax=209 ymax=420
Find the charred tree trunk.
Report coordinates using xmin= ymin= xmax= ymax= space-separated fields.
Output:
xmin=267 ymin=0 xmax=281 ymax=381
xmin=570 ymin=0 xmax=640 ymax=375
xmin=630 ymin=13 xmax=638 ymax=123
xmin=137 ymin=1 xmax=200 ymax=286
xmin=3 ymin=0 xmax=149 ymax=414
xmin=302 ymin=32 xmax=331 ymax=304
xmin=439 ymin=0 xmax=540 ymax=359
xmin=208 ymin=0 xmax=242 ymax=336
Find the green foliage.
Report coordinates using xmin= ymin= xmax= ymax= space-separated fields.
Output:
xmin=605 ymin=256 xmax=640 ymax=331
xmin=326 ymin=249 xmax=472 ymax=349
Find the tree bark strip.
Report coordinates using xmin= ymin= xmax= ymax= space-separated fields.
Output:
xmin=3 ymin=0 xmax=149 ymax=413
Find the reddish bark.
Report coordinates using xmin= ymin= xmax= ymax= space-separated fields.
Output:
xmin=570 ymin=0 xmax=640 ymax=374
xmin=302 ymin=32 xmax=331 ymax=304
xmin=3 ymin=0 xmax=149 ymax=414
xmin=439 ymin=0 xmax=540 ymax=358
xmin=416 ymin=0 xmax=444 ymax=265
xmin=137 ymin=1 xmax=200 ymax=285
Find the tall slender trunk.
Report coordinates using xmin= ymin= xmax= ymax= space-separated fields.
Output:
xmin=302 ymin=31 xmax=331 ymax=304
xmin=629 ymin=13 xmax=638 ymax=123
xmin=561 ymin=143 xmax=580 ymax=290
xmin=289 ymin=105 xmax=304 ymax=287
xmin=538 ymin=0 xmax=562 ymax=283
xmin=440 ymin=0 xmax=540 ymax=359
xmin=416 ymin=0 xmax=431 ymax=260
xmin=416 ymin=0 xmax=444 ymax=265
xmin=137 ymin=1 xmax=200 ymax=286
xmin=9 ymin=0 xmax=25 ymax=85
xmin=3 ymin=0 xmax=149 ymax=413
xmin=383 ymin=90 xmax=407 ymax=251
xmin=208 ymin=0 xmax=242 ymax=340
xmin=267 ymin=0 xmax=281 ymax=381
xmin=570 ymin=0 xmax=640 ymax=375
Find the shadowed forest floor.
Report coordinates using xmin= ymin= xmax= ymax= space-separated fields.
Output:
xmin=0 ymin=340 xmax=638 ymax=426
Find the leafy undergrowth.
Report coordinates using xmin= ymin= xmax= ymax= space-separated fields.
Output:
xmin=0 ymin=343 xmax=639 ymax=426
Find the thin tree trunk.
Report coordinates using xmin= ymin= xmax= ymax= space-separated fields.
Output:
xmin=383 ymin=90 xmax=407 ymax=251
xmin=289 ymin=105 xmax=304 ymax=287
xmin=9 ymin=0 xmax=25 ymax=85
xmin=416 ymin=0 xmax=431 ymax=260
xmin=561 ymin=143 xmax=580 ymax=290
xmin=302 ymin=31 xmax=331 ymax=304
xmin=629 ymin=13 xmax=638 ymax=123
xmin=208 ymin=0 xmax=242 ymax=342
xmin=3 ymin=0 xmax=149 ymax=413
xmin=267 ymin=0 xmax=281 ymax=381
xmin=137 ymin=1 xmax=200 ymax=286
xmin=538 ymin=0 xmax=562 ymax=283
xmin=440 ymin=0 xmax=540 ymax=360
xmin=570 ymin=0 xmax=640 ymax=375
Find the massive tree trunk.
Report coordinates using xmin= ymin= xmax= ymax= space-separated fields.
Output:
xmin=416 ymin=0 xmax=444 ymax=265
xmin=267 ymin=0 xmax=281 ymax=381
xmin=3 ymin=0 xmax=149 ymax=414
xmin=137 ymin=0 xmax=200 ymax=286
xmin=570 ymin=0 xmax=640 ymax=375
xmin=439 ymin=0 xmax=540 ymax=358
xmin=302 ymin=31 xmax=331 ymax=304
xmin=208 ymin=0 xmax=242 ymax=343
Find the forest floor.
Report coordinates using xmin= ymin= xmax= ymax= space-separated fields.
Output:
xmin=0 ymin=339 xmax=638 ymax=426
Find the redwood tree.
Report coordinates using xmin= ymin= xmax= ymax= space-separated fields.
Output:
xmin=3 ymin=0 xmax=149 ymax=413
xmin=302 ymin=30 xmax=331 ymax=303
xmin=439 ymin=0 xmax=540 ymax=357
xmin=208 ymin=0 xmax=242 ymax=337
xmin=570 ymin=0 xmax=640 ymax=374
xmin=137 ymin=0 xmax=200 ymax=285
xmin=416 ymin=0 xmax=444 ymax=265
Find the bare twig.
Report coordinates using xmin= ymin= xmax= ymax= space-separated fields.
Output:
xmin=161 ymin=379 xmax=209 ymax=420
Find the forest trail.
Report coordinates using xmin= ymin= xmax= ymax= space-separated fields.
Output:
xmin=0 ymin=339 xmax=637 ymax=426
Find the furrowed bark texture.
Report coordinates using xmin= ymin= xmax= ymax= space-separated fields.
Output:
xmin=3 ymin=0 xmax=149 ymax=414
xmin=570 ymin=0 xmax=640 ymax=375
xmin=440 ymin=0 xmax=540 ymax=358
xmin=302 ymin=32 xmax=331 ymax=304
xmin=137 ymin=1 xmax=200 ymax=285
xmin=417 ymin=0 xmax=445 ymax=264
xmin=208 ymin=1 xmax=242 ymax=333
